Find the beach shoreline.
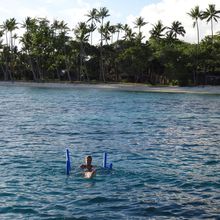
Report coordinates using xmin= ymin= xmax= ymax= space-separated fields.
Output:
xmin=0 ymin=81 xmax=220 ymax=95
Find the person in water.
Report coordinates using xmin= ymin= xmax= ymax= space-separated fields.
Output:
xmin=80 ymin=155 xmax=96 ymax=178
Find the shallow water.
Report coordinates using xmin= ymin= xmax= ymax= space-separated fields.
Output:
xmin=0 ymin=85 xmax=219 ymax=219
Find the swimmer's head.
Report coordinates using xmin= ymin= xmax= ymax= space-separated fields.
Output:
xmin=85 ymin=155 xmax=92 ymax=165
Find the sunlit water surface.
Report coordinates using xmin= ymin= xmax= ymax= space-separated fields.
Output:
xmin=0 ymin=85 xmax=219 ymax=219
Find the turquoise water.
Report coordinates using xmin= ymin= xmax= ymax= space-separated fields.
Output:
xmin=0 ymin=85 xmax=219 ymax=219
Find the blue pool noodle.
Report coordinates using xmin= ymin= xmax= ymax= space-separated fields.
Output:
xmin=103 ymin=152 xmax=107 ymax=168
xmin=103 ymin=152 xmax=112 ymax=169
xmin=109 ymin=163 xmax=113 ymax=169
xmin=66 ymin=148 xmax=71 ymax=175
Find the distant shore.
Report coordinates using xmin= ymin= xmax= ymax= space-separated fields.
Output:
xmin=0 ymin=81 xmax=220 ymax=95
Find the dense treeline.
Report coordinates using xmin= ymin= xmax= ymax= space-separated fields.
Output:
xmin=0 ymin=4 xmax=220 ymax=85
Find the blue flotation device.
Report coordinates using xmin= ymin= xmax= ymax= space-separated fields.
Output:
xmin=103 ymin=152 xmax=113 ymax=169
xmin=66 ymin=150 xmax=113 ymax=175
xmin=66 ymin=148 xmax=71 ymax=175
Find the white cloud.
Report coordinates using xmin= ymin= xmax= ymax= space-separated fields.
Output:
xmin=0 ymin=0 xmax=99 ymax=26
xmin=59 ymin=7 xmax=89 ymax=28
xmin=17 ymin=7 xmax=51 ymax=20
xmin=126 ymin=0 xmax=220 ymax=43
xmin=45 ymin=0 xmax=66 ymax=4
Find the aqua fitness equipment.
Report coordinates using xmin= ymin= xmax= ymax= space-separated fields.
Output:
xmin=103 ymin=152 xmax=113 ymax=169
xmin=66 ymin=148 xmax=71 ymax=175
xmin=66 ymin=150 xmax=113 ymax=175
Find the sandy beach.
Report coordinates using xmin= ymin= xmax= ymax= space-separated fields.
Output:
xmin=0 ymin=81 xmax=220 ymax=95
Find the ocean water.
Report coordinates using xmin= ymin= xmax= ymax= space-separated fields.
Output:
xmin=0 ymin=85 xmax=219 ymax=220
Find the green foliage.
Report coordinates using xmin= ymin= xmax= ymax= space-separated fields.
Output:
xmin=0 ymin=5 xmax=219 ymax=85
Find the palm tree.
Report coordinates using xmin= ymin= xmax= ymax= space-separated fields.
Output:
xmin=134 ymin=16 xmax=147 ymax=35
xmin=134 ymin=16 xmax=147 ymax=44
xmin=122 ymin=24 xmax=136 ymax=41
xmin=88 ymin=23 xmax=96 ymax=45
xmin=74 ymin=22 xmax=90 ymax=81
xmin=101 ymin=21 xmax=111 ymax=45
xmin=74 ymin=22 xmax=90 ymax=44
xmin=201 ymin=4 xmax=220 ymax=43
xmin=2 ymin=18 xmax=18 ymax=48
xmin=188 ymin=6 xmax=202 ymax=85
xmin=51 ymin=19 xmax=69 ymax=80
xmin=122 ymin=24 xmax=130 ymax=39
xmin=86 ymin=8 xmax=99 ymax=45
xmin=52 ymin=19 xmax=59 ymax=36
xmin=123 ymin=24 xmax=130 ymax=32
xmin=12 ymin=33 xmax=18 ymax=48
xmin=97 ymin=7 xmax=110 ymax=82
xmin=149 ymin=20 xmax=166 ymax=40
xmin=109 ymin=24 xmax=116 ymax=44
xmin=0 ymin=29 xmax=8 ymax=81
xmin=188 ymin=6 xmax=202 ymax=45
xmin=34 ymin=18 xmax=51 ymax=81
xmin=166 ymin=21 xmax=186 ymax=40
xmin=20 ymin=17 xmax=38 ymax=81
xmin=52 ymin=20 xmax=69 ymax=36
xmin=59 ymin=20 xmax=69 ymax=34
xmin=97 ymin=7 xmax=110 ymax=34
xmin=2 ymin=20 xmax=9 ymax=46
xmin=1 ymin=18 xmax=18 ymax=81
xmin=21 ymin=17 xmax=37 ymax=32
xmin=115 ymin=23 xmax=123 ymax=42
xmin=123 ymin=27 xmax=136 ymax=41
xmin=0 ymin=30 xmax=4 ymax=42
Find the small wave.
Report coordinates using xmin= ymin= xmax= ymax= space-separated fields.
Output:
xmin=204 ymin=160 xmax=219 ymax=165
xmin=13 ymin=208 xmax=39 ymax=214
xmin=88 ymin=196 xmax=122 ymax=203
xmin=0 ymin=192 xmax=16 ymax=197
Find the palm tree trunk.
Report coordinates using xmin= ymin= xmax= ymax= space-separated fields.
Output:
xmin=4 ymin=55 xmax=13 ymax=81
xmin=90 ymin=32 xmax=93 ymax=45
xmin=90 ymin=19 xmax=93 ymax=45
xmin=211 ymin=18 xmax=214 ymax=43
xmin=10 ymin=31 xmax=13 ymax=49
xmin=66 ymin=69 xmax=71 ymax=81
xmin=29 ymin=58 xmax=37 ymax=81
xmin=8 ymin=66 xmax=13 ymax=81
xmin=27 ymin=49 xmax=38 ymax=81
xmin=1 ymin=64 xmax=8 ymax=81
xmin=64 ymin=59 xmax=71 ymax=82
xmin=196 ymin=20 xmax=200 ymax=45
xmin=194 ymin=20 xmax=200 ymax=85
xmin=56 ymin=68 xmax=61 ymax=80
xmin=80 ymin=44 xmax=89 ymax=82
xmin=5 ymin=31 xmax=8 ymax=47
xmin=99 ymin=18 xmax=105 ymax=82
xmin=80 ymin=43 xmax=83 ymax=81
xmin=5 ymin=55 xmax=12 ymax=81
xmin=117 ymin=31 xmax=120 ymax=42
xmin=13 ymin=36 xmax=16 ymax=47
xmin=100 ymin=45 xmax=105 ymax=82
xmin=36 ymin=58 xmax=43 ymax=81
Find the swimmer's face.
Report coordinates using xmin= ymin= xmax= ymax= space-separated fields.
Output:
xmin=85 ymin=156 xmax=92 ymax=165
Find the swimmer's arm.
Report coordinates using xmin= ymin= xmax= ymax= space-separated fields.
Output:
xmin=80 ymin=164 xmax=86 ymax=169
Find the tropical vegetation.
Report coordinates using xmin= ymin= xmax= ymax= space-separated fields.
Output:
xmin=0 ymin=5 xmax=220 ymax=85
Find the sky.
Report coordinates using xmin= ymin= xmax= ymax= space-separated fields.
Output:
xmin=0 ymin=0 xmax=220 ymax=43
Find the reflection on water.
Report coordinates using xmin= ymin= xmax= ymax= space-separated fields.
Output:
xmin=0 ymin=86 xmax=219 ymax=219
